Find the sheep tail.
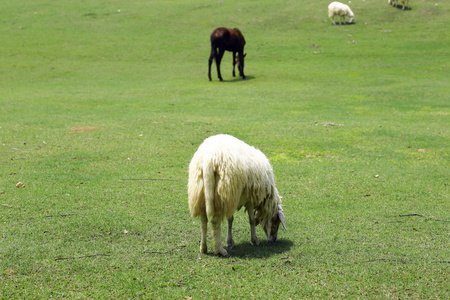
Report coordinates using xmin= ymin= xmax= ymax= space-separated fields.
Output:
xmin=203 ymin=158 xmax=215 ymax=218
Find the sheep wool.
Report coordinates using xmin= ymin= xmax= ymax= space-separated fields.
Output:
xmin=328 ymin=2 xmax=355 ymax=25
xmin=188 ymin=134 xmax=286 ymax=256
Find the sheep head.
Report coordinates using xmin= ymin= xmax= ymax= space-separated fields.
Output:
xmin=257 ymin=208 xmax=286 ymax=242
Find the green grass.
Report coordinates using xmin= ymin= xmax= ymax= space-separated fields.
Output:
xmin=1 ymin=0 xmax=449 ymax=298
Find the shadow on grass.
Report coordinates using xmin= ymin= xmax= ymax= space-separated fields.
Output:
xmin=222 ymin=238 xmax=293 ymax=259
xmin=211 ymin=75 xmax=255 ymax=83
xmin=334 ymin=22 xmax=356 ymax=26
xmin=393 ymin=5 xmax=411 ymax=11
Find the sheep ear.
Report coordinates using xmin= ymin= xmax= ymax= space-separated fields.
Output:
xmin=278 ymin=210 xmax=287 ymax=230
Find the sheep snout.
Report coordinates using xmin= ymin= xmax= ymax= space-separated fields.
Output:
xmin=267 ymin=236 xmax=277 ymax=243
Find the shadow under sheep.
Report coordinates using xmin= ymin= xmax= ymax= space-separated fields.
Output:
xmin=335 ymin=22 xmax=356 ymax=26
xmin=203 ymin=238 xmax=293 ymax=259
xmin=394 ymin=5 xmax=411 ymax=10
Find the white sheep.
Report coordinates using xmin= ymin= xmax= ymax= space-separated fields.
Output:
xmin=188 ymin=134 xmax=286 ymax=256
xmin=328 ymin=2 xmax=355 ymax=25
xmin=388 ymin=0 xmax=409 ymax=10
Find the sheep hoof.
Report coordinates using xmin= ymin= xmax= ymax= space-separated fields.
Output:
xmin=216 ymin=248 xmax=229 ymax=257
xmin=200 ymin=243 xmax=207 ymax=254
xmin=251 ymin=238 xmax=260 ymax=246
xmin=227 ymin=239 xmax=235 ymax=249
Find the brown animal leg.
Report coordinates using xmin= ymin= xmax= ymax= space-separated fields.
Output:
xmin=238 ymin=52 xmax=246 ymax=79
xmin=215 ymin=49 xmax=225 ymax=81
xmin=232 ymin=52 xmax=236 ymax=77
xmin=208 ymin=47 xmax=215 ymax=81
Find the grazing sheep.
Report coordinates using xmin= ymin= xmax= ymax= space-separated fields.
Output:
xmin=328 ymin=2 xmax=355 ymax=25
xmin=188 ymin=134 xmax=286 ymax=256
xmin=388 ymin=0 xmax=409 ymax=10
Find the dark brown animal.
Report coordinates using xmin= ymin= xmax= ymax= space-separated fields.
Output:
xmin=208 ymin=27 xmax=246 ymax=81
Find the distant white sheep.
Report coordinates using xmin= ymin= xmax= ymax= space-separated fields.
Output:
xmin=328 ymin=2 xmax=355 ymax=25
xmin=388 ymin=0 xmax=409 ymax=10
xmin=188 ymin=134 xmax=286 ymax=256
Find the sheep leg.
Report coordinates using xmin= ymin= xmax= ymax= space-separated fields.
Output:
xmin=211 ymin=214 xmax=228 ymax=256
xmin=200 ymin=214 xmax=208 ymax=253
xmin=246 ymin=204 xmax=260 ymax=246
xmin=227 ymin=216 xmax=235 ymax=249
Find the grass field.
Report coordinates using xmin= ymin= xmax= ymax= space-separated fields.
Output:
xmin=1 ymin=0 xmax=449 ymax=298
